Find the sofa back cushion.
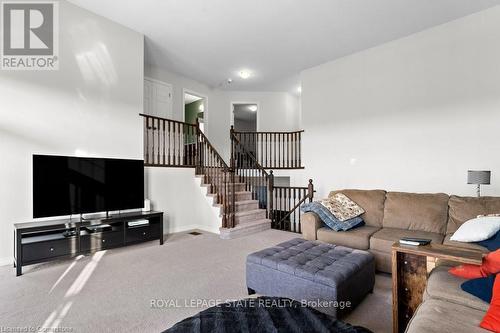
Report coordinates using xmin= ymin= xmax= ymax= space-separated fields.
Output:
xmin=383 ymin=192 xmax=449 ymax=234
xmin=329 ymin=189 xmax=386 ymax=227
xmin=447 ymin=196 xmax=500 ymax=234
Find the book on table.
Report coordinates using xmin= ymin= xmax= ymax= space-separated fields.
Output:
xmin=399 ymin=237 xmax=432 ymax=246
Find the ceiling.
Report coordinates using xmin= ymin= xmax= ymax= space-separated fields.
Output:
xmin=233 ymin=104 xmax=258 ymax=122
xmin=69 ymin=0 xmax=500 ymax=92
xmin=184 ymin=93 xmax=203 ymax=104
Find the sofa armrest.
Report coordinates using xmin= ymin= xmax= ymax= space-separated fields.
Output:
xmin=302 ymin=212 xmax=322 ymax=240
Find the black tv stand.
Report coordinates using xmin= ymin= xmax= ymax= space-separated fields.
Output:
xmin=14 ymin=211 xmax=163 ymax=276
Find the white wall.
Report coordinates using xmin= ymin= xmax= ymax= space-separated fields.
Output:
xmin=0 ymin=1 xmax=144 ymax=264
xmin=145 ymin=168 xmax=221 ymax=234
xmin=144 ymin=65 xmax=301 ymax=161
xmin=301 ymin=6 xmax=500 ymax=199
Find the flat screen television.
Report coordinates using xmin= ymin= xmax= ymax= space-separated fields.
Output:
xmin=33 ymin=155 xmax=144 ymax=218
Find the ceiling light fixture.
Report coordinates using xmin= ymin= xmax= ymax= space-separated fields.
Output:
xmin=297 ymin=86 xmax=302 ymax=94
xmin=239 ymin=70 xmax=251 ymax=79
xmin=248 ymin=105 xmax=257 ymax=112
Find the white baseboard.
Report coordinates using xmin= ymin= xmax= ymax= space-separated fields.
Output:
xmin=166 ymin=224 xmax=220 ymax=235
xmin=0 ymin=257 xmax=12 ymax=267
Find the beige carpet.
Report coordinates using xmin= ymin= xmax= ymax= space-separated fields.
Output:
xmin=0 ymin=229 xmax=391 ymax=332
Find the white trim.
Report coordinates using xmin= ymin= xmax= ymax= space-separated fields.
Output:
xmin=183 ymin=88 xmax=208 ymax=134
xmin=164 ymin=224 xmax=220 ymax=235
xmin=230 ymin=101 xmax=260 ymax=131
xmin=145 ymin=76 xmax=172 ymax=89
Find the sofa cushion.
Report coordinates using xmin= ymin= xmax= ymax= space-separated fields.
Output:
xmin=406 ymin=298 xmax=488 ymax=333
xmin=425 ymin=265 xmax=489 ymax=312
xmin=443 ymin=234 xmax=489 ymax=252
xmin=316 ymin=226 xmax=380 ymax=250
xmin=370 ymin=228 xmax=444 ymax=254
xmin=447 ymin=196 xmax=500 ymax=234
xmin=329 ymin=189 xmax=386 ymax=227
xmin=383 ymin=192 xmax=449 ymax=234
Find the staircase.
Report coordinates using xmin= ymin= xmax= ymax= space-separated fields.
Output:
xmin=140 ymin=113 xmax=314 ymax=239
xmin=196 ymin=174 xmax=271 ymax=239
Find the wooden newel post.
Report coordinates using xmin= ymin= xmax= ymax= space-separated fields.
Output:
xmin=230 ymin=125 xmax=235 ymax=169
xmin=308 ymin=179 xmax=314 ymax=202
xmin=229 ymin=167 xmax=236 ymax=228
xmin=269 ymin=170 xmax=274 ymax=226
xmin=195 ymin=118 xmax=200 ymax=173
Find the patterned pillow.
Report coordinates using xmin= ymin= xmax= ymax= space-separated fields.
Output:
xmin=321 ymin=193 xmax=365 ymax=222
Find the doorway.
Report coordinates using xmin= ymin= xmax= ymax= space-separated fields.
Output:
xmin=232 ymin=103 xmax=257 ymax=132
xmin=184 ymin=91 xmax=206 ymax=133
xmin=232 ymin=103 xmax=258 ymax=158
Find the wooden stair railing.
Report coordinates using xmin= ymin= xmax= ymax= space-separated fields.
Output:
xmin=141 ymin=113 xmax=235 ymax=228
xmin=272 ymin=179 xmax=314 ymax=233
xmin=141 ymin=113 xmax=197 ymax=167
xmin=197 ymin=129 xmax=235 ymax=228
xmin=140 ymin=113 xmax=313 ymax=233
xmin=231 ymin=128 xmax=305 ymax=169
xmin=231 ymin=127 xmax=314 ymax=233
xmin=231 ymin=128 xmax=271 ymax=218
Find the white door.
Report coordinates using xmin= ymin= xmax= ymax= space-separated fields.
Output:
xmin=144 ymin=78 xmax=172 ymax=118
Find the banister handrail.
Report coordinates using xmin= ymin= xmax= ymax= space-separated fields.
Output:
xmin=231 ymin=126 xmax=304 ymax=169
xmin=230 ymin=131 xmax=268 ymax=177
xmin=139 ymin=113 xmax=197 ymax=127
xmin=272 ymin=179 xmax=314 ymax=232
xmin=233 ymin=129 xmax=305 ymax=134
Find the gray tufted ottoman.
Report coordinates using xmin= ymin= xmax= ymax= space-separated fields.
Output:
xmin=246 ymin=238 xmax=375 ymax=317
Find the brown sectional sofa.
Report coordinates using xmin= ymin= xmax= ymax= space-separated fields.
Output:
xmin=302 ymin=189 xmax=500 ymax=273
xmin=406 ymin=265 xmax=490 ymax=333
xmin=302 ymin=189 xmax=500 ymax=332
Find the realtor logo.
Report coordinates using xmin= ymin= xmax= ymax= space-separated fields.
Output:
xmin=1 ymin=1 xmax=59 ymax=70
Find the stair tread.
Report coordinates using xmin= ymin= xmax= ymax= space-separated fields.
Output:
xmin=221 ymin=219 xmax=271 ymax=230
xmin=234 ymin=209 xmax=266 ymax=217
xmin=213 ymin=199 xmax=258 ymax=207
xmin=201 ymin=183 xmax=245 ymax=187
xmin=207 ymin=191 xmax=250 ymax=196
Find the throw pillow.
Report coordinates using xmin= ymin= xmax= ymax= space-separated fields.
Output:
xmin=481 ymin=275 xmax=500 ymax=331
xmin=301 ymin=202 xmax=364 ymax=231
xmin=478 ymin=231 xmax=500 ymax=251
xmin=461 ymin=275 xmax=496 ymax=303
xmin=450 ymin=216 xmax=500 ymax=242
xmin=321 ymin=193 xmax=365 ymax=222
xmin=449 ymin=249 xmax=500 ymax=279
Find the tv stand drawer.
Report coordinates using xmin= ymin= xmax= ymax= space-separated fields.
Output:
xmin=80 ymin=231 xmax=123 ymax=252
xmin=23 ymin=238 xmax=76 ymax=263
xmin=126 ymin=224 xmax=160 ymax=243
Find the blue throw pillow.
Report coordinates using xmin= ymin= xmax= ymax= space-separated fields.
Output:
xmin=477 ymin=231 xmax=500 ymax=251
xmin=301 ymin=202 xmax=364 ymax=231
xmin=461 ymin=275 xmax=496 ymax=303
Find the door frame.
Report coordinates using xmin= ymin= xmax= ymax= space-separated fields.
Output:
xmin=183 ymin=88 xmax=208 ymax=133
xmin=230 ymin=101 xmax=260 ymax=132
xmin=144 ymin=77 xmax=173 ymax=118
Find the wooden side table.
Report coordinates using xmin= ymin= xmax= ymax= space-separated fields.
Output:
xmin=391 ymin=242 xmax=483 ymax=333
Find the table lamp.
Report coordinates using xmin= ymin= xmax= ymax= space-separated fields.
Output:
xmin=467 ymin=170 xmax=491 ymax=197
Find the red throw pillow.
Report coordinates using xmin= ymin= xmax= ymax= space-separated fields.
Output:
xmin=449 ymin=264 xmax=483 ymax=279
xmin=449 ymin=249 xmax=500 ymax=279
xmin=481 ymin=274 xmax=500 ymax=332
